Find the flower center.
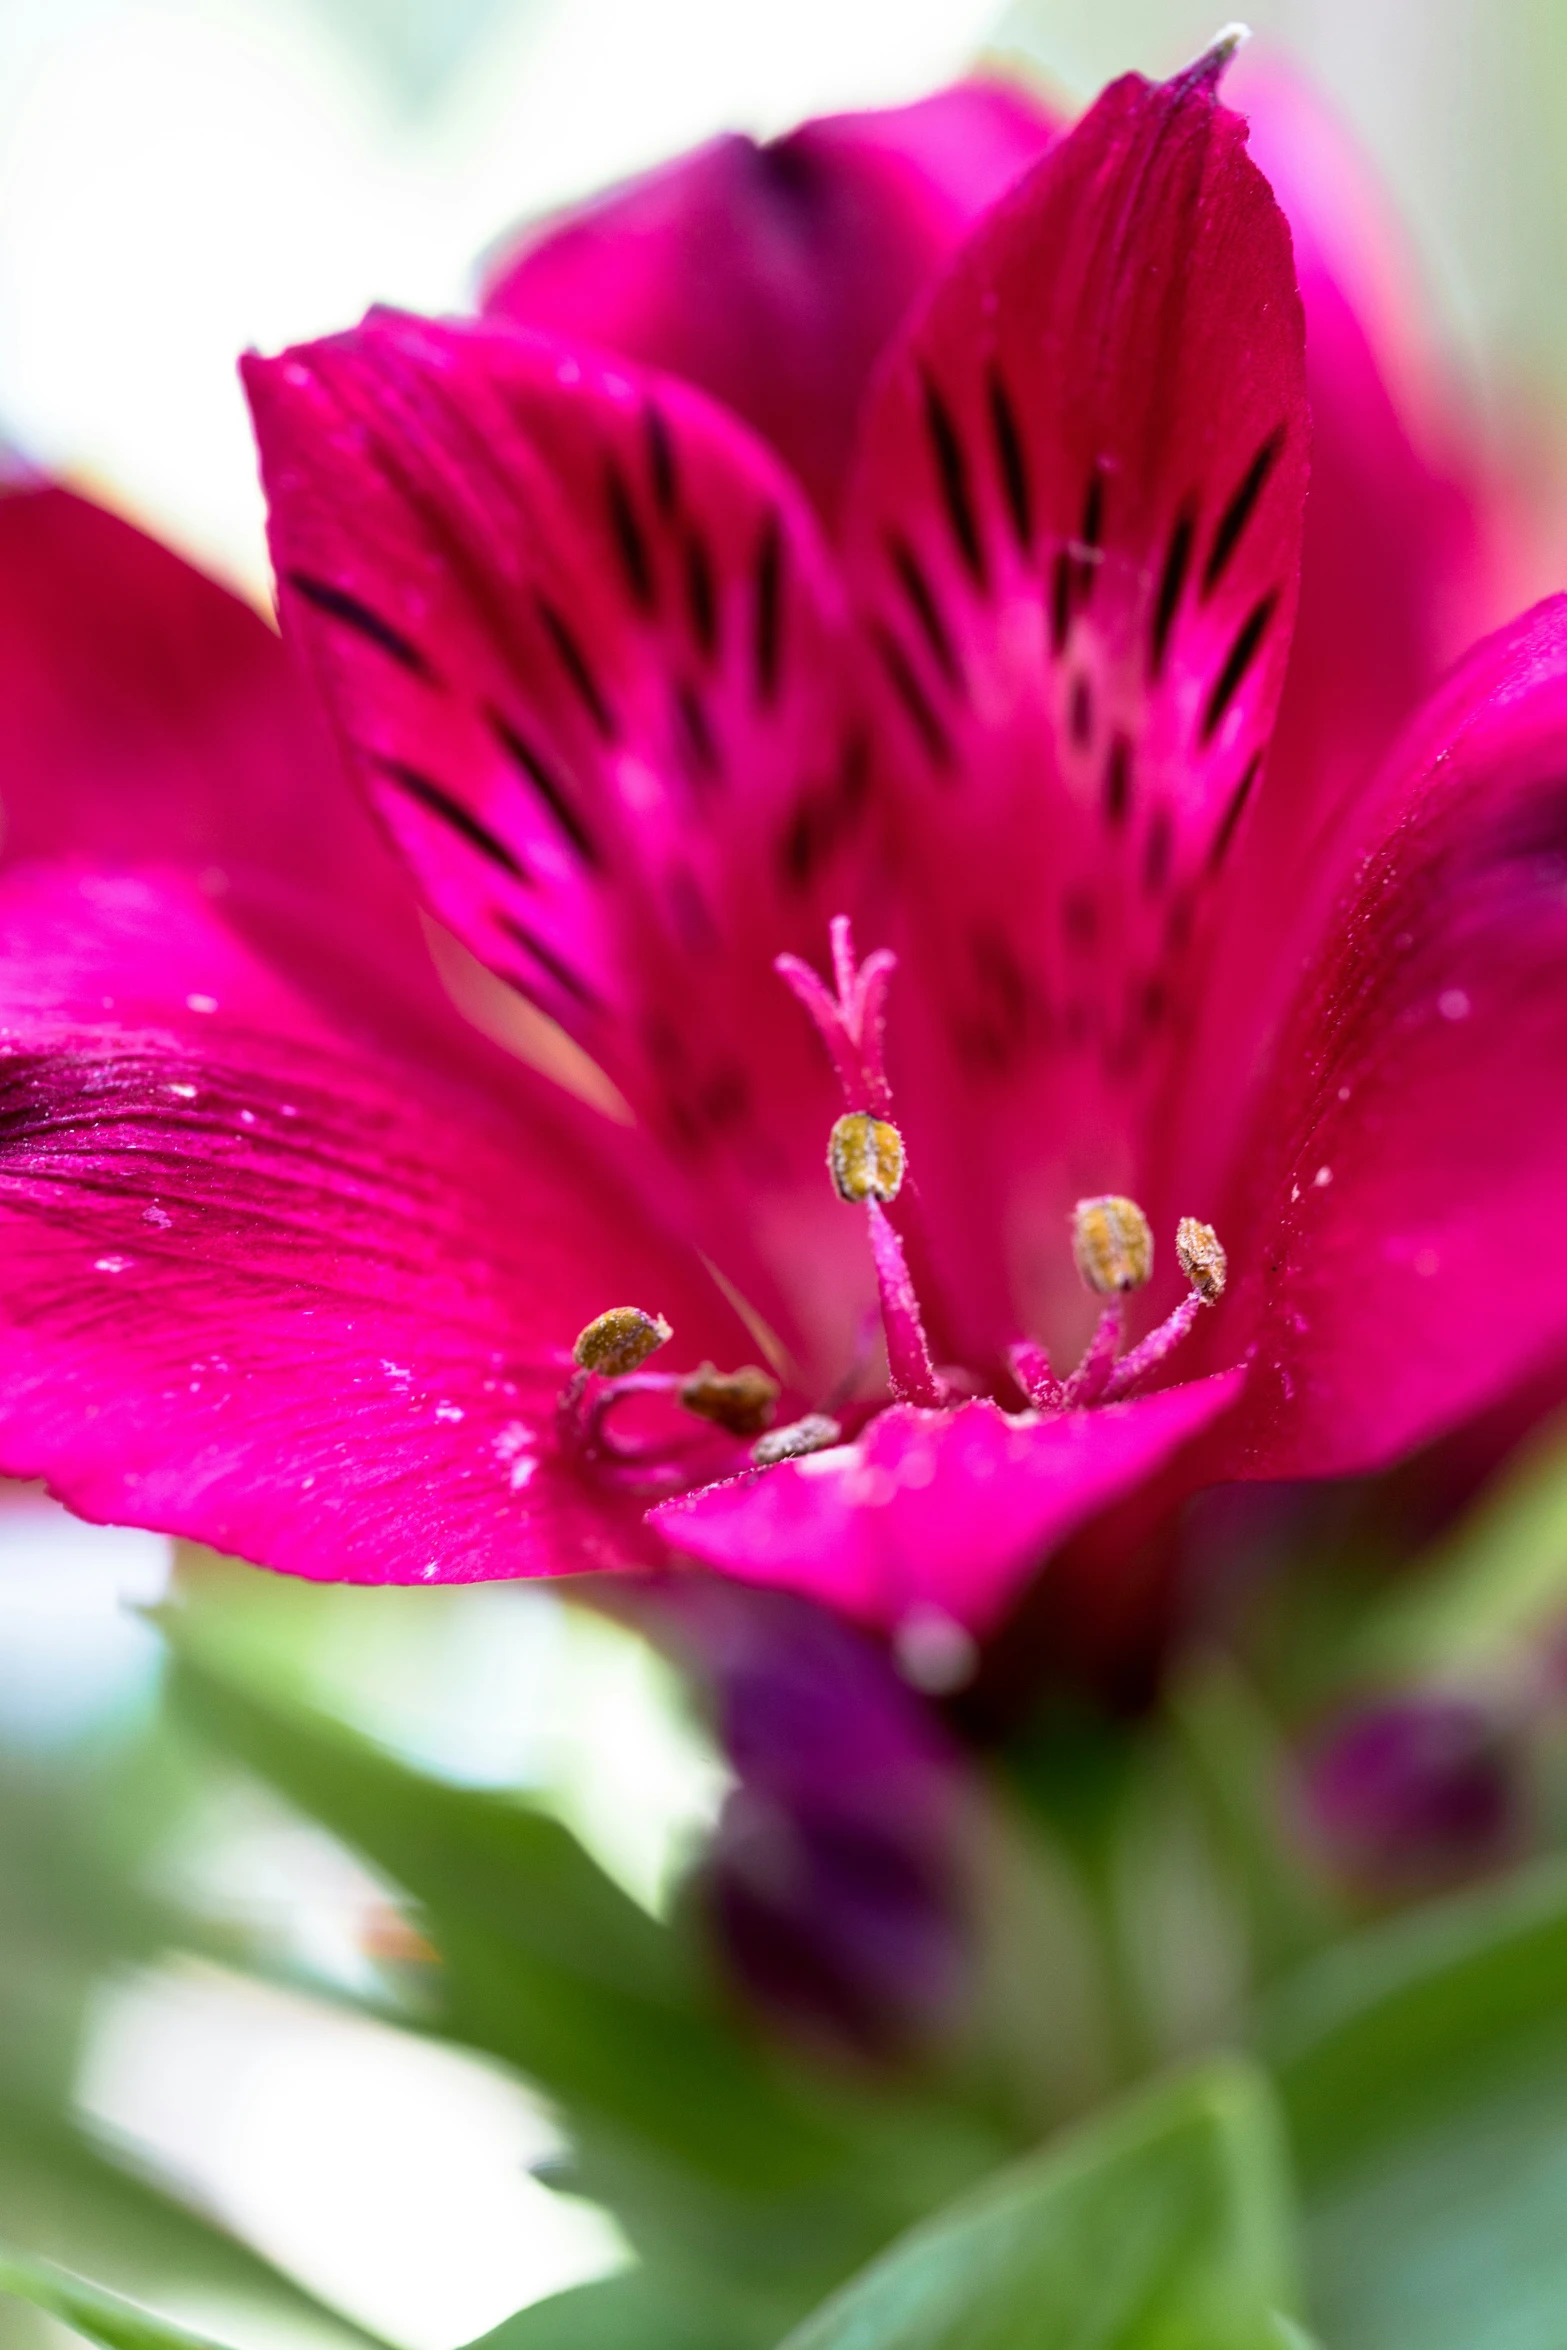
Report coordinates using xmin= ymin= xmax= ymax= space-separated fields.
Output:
xmin=780 ymin=918 xmax=1228 ymax=1421
xmin=553 ymin=917 xmax=1229 ymax=1487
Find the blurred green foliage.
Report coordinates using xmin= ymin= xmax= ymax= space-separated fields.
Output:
xmin=6 ymin=1406 xmax=1567 ymax=2345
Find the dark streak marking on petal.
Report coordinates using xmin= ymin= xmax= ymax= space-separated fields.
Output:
xmin=887 ymin=532 xmax=961 ymax=687
xmin=922 ymin=373 xmax=985 ymax=587
xmin=675 ymin=681 xmax=722 ymax=782
xmin=286 ymin=571 xmax=434 ymax=679
xmin=987 ymin=367 xmax=1031 ymax=548
xmin=486 ymin=707 xmax=602 ymax=869
xmin=1203 ymin=428 xmax=1284 ymax=598
xmin=537 ymin=597 xmax=618 ymax=740
xmin=1069 ymin=674 xmax=1093 ymax=750
xmin=1143 ymin=805 xmax=1173 ymax=894
xmin=870 ymin=622 xmax=954 ymax=772
xmin=699 ymin=1066 xmax=751 ymax=1131
xmin=840 ymin=729 xmax=871 ymax=816
xmin=1201 ymin=593 xmax=1277 ymax=744
xmin=779 ymin=736 xmax=870 ymax=892
xmin=753 ymin=515 xmax=783 ymax=703
xmin=1050 ymin=548 xmax=1072 ymax=656
xmin=375 ymin=758 xmax=527 ymax=879
xmin=668 ymin=865 xmax=718 ymax=950
xmin=645 ymin=402 xmax=678 ymax=516
xmin=1149 ymin=504 xmax=1194 ymax=680
xmin=1081 ymin=465 xmax=1105 ymax=552
xmin=684 ymin=533 xmax=718 ymax=660
xmin=1208 ymin=751 xmax=1263 ymax=870
xmin=1103 ymin=732 xmax=1133 ymax=825
xmin=493 ymin=911 xmax=602 ymax=1009
xmin=1065 ymin=889 xmax=1098 ymax=949
xmin=957 ymin=928 xmax=1034 ymax=1072
xmin=605 ymin=459 xmax=655 ymax=611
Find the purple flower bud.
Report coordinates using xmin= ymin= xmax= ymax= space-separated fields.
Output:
xmin=1301 ymin=1693 xmax=1521 ymax=1891
xmin=653 ymin=1578 xmax=971 ymax=2064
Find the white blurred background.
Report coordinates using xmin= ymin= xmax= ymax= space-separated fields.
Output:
xmin=1 ymin=0 xmax=1564 ymax=602
xmin=0 ymin=0 xmax=1563 ymax=2341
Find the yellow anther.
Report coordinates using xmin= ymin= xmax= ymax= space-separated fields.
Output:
xmin=572 ymin=1306 xmax=672 ymax=1377
xmin=1176 ymin=1216 xmax=1227 ymax=1304
xmin=828 ymin=1112 xmax=905 ymax=1204
xmin=1072 ymin=1195 xmax=1154 ymax=1295
xmin=679 ymin=1362 xmax=780 ymax=1437
xmin=752 ymin=1411 xmax=843 ymax=1466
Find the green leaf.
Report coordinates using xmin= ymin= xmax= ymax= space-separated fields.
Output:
xmin=0 ymin=2102 xmax=386 ymax=2350
xmin=162 ymin=1618 xmax=1012 ymax=2343
xmin=164 ymin=1627 xmax=834 ymax=2194
xmin=1164 ymin=1655 xmax=1340 ymax=1983
xmin=0 ymin=2246 xmax=232 ymax=2350
xmin=774 ymin=2058 xmax=1300 ymax=2350
xmin=461 ymin=2270 xmax=733 ymax=2350
xmin=1348 ymin=1406 xmax=1567 ymax=1680
xmin=1265 ymin=1853 xmax=1567 ymax=2348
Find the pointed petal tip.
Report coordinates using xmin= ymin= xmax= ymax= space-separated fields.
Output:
xmin=1179 ymin=22 xmax=1253 ymax=96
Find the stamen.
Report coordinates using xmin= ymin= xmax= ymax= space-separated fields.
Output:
xmin=679 ymin=1362 xmax=780 ymax=1436
xmin=782 ymin=916 xmax=948 ymax=1415
xmin=1062 ymin=1304 xmax=1124 ymax=1408
xmin=1103 ymin=1215 xmax=1229 ymax=1401
xmin=829 ymin=1112 xmax=905 ymax=1204
xmin=573 ymin=1305 xmax=672 ymax=1376
xmin=1072 ymin=1196 xmax=1154 ymax=1295
xmin=866 ymin=1199 xmax=947 ymax=1408
xmin=1176 ymin=1216 xmax=1228 ymax=1303
xmin=1007 ymin=1337 xmax=1063 ymax=1411
xmin=752 ymin=1412 xmax=843 ymax=1465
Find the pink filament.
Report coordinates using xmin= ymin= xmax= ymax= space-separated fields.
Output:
xmin=1103 ymin=1291 xmax=1203 ymax=1401
xmin=1007 ymin=1338 xmax=1063 ymax=1411
xmin=1061 ymin=1304 xmax=1124 ymax=1408
xmin=866 ymin=1202 xmax=947 ymax=1408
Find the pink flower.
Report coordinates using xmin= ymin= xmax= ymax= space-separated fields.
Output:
xmin=0 ymin=49 xmax=1560 ymax=1656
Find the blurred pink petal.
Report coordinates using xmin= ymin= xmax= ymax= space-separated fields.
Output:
xmin=654 ymin=1377 xmax=1243 ymax=1635
xmin=839 ymin=54 xmax=1307 ymax=1370
xmin=1212 ymin=597 xmax=1567 ymax=1478
xmin=0 ymin=859 xmax=730 ymax=1582
xmin=484 ymin=80 xmax=1058 ymax=523
xmin=4 ymin=51 xmax=1567 ymax=1654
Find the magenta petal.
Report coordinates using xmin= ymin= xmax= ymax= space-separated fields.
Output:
xmin=1221 ymin=599 xmax=1567 ymax=1476
xmin=0 ymin=862 xmax=731 ymax=1582
xmin=840 ymin=57 xmax=1308 ymax=1366
xmin=1238 ymin=63 xmax=1484 ymax=842
xmin=247 ymin=316 xmax=856 ymax=1120
xmin=0 ymin=483 xmax=498 ymax=1080
xmin=0 ymin=485 xmax=338 ymax=874
xmin=650 ymin=1374 xmax=1244 ymax=1635
xmin=1167 ymin=68 xmax=1491 ymax=1220
xmin=246 ymin=312 xmax=886 ymax=1370
xmin=483 ymin=80 xmax=1058 ymax=522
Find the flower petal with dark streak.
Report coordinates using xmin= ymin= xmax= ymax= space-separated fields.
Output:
xmin=841 ymin=62 xmax=1308 ymax=1370
xmin=0 ymin=862 xmax=732 ymax=1582
xmin=484 ymin=79 xmax=1058 ymax=523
